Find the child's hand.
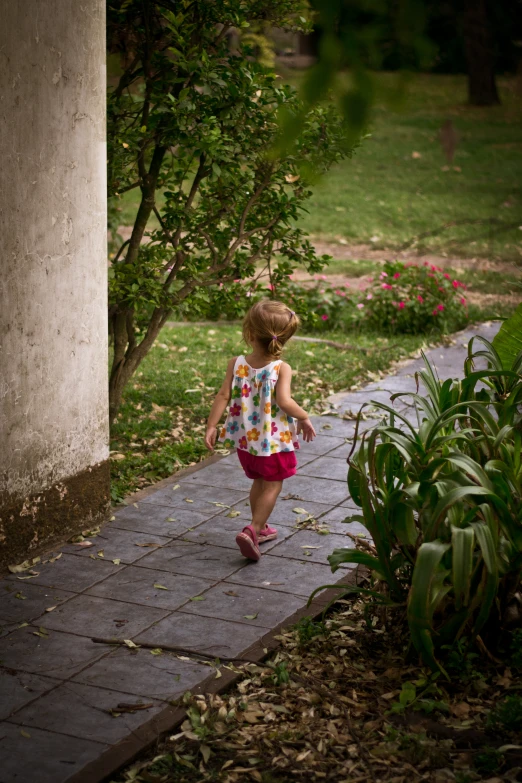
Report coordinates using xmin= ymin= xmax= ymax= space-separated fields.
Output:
xmin=204 ymin=426 xmax=218 ymax=451
xmin=297 ymin=418 xmax=316 ymax=442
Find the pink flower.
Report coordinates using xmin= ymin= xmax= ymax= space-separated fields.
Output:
xmin=356 ymin=303 xmax=365 ymax=310
xmin=321 ymin=314 xmax=329 ymax=321
xmin=393 ymin=273 xmax=401 ymax=279
xmin=398 ymin=301 xmax=405 ymax=309
xmin=452 ymin=280 xmax=459 ymax=288
xmin=382 ymin=283 xmax=393 ymax=290
xmin=437 ymin=303 xmax=445 ymax=311
xmin=444 ymin=273 xmax=450 ymax=279
xmin=432 ymin=308 xmax=438 ymax=316
xmin=321 ymin=275 xmax=328 ymax=280
xmin=460 ymin=297 xmax=466 ymax=305
xmin=367 ymin=277 xmax=374 ymax=282
xmin=417 ymin=295 xmax=424 ymax=303
xmin=320 ymin=289 xmax=325 ymax=293
xmin=380 ymin=272 xmax=388 ymax=278
xmin=438 ymin=286 xmax=445 ymax=292
xmin=234 ymin=278 xmax=241 ymax=283
xmin=267 ymin=283 xmax=274 ymax=291
xmin=366 ymin=293 xmax=373 ymax=300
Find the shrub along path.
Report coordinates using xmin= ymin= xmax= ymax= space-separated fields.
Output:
xmin=0 ymin=321 xmax=499 ymax=783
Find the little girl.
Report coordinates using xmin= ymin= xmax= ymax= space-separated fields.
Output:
xmin=204 ymin=299 xmax=316 ymax=561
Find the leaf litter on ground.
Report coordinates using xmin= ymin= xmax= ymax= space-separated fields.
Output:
xmin=112 ymin=597 xmax=521 ymax=783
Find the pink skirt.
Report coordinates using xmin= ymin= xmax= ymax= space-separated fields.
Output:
xmin=237 ymin=450 xmax=297 ymax=482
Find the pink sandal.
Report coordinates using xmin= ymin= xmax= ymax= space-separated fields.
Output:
xmin=258 ymin=524 xmax=277 ymax=543
xmin=236 ymin=525 xmax=261 ymax=561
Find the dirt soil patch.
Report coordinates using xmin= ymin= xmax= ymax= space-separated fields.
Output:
xmin=310 ymin=239 xmax=521 ymax=275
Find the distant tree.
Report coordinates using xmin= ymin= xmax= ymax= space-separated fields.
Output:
xmin=106 ymin=0 xmax=349 ymax=425
xmin=462 ymin=0 xmax=500 ymax=105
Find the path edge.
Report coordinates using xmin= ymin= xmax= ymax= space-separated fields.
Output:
xmin=66 ymin=569 xmax=360 ymax=783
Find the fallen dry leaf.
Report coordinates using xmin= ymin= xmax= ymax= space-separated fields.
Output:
xmin=8 ymin=557 xmax=41 ymax=574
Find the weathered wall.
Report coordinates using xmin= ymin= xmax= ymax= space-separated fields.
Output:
xmin=0 ymin=0 xmax=110 ymax=568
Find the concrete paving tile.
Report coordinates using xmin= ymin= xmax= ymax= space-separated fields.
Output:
xmin=135 ymin=541 xmax=245 ymax=581
xmin=110 ymin=503 xmax=216 ymax=537
xmin=180 ymin=582 xmax=305 ymax=628
xmin=182 ymin=514 xmax=296 ymax=552
xmin=281 ymin=475 xmax=349 ymax=505
xmin=268 ymin=529 xmax=357 ymax=568
xmin=296 ymin=452 xmax=322 ymax=466
xmin=136 ymin=612 xmax=265 ymax=658
xmin=339 ymin=496 xmax=363 ymax=509
xmin=86 ymin=566 xmax=213 ymax=610
xmin=60 ymin=528 xmax=173 ymax=565
xmin=298 ymin=456 xmax=349 ymax=482
xmin=0 ymin=628 xmax=109 ymax=680
xmin=10 ymin=681 xmax=165 ymax=745
xmin=19 ymin=553 xmax=124 ymax=593
xmin=297 ymin=434 xmax=346 ymax=455
xmin=140 ymin=484 xmax=247 ymax=512
xmin=323 ymin=440 xmax=351 ymax=460
xmin=226 ymin=554 xmax=335 ymax=597
xmin=311 ymin=416 xmax=358 ymax=439
xmin=335 ymin=389 xmax=408 ymax=411
xmin=0 ymin=582 xmax=76 ymax=626
xmin=224 ymin=497 xmax=334 ymax=528
xmin=0 ymin=722 xmax=108 ymax=783
xmin=317 ymin=507 xmax=370 ymax=538
xmin=73 ymin=647 xmax=210 ymax=700
xmin=37 ymin=595 xmax=168 ymax=639
xmin=183 ymin=462 xmax=253 ymax=491
xmin=0 ymin=671 xmax=59 ymax=721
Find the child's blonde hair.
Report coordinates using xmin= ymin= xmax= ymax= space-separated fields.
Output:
xmin=243 ymin=299 xmax=300 ymax=359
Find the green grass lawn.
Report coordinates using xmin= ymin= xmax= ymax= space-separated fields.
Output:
xmin=300 ymin=73 xmax=522 ymax=261
xmin=110 ymin=323 xmax=430 ymax=501
xmin=114 ymin=72 xmax=522 ymax=263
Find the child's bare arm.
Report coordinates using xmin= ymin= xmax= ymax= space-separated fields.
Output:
xmin=275 ymin=362 xmax=316 ymax=442
xmin=205 ymin=357 xmax=235 ymax=450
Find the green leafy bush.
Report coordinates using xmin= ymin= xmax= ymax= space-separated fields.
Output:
xmin=181 ymin=261 xmax=471 ymax=337
xmin=488 ymin=694 xmax=522 ymax=734
xmin=360 ymin=260 xmax=469 ymax=334
xmin=323 ymin=306 xmax=522 ymax=676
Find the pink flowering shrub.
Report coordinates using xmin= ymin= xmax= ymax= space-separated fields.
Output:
xmin=281 ymin=279 xmax=355 ymax=330
xmin=360 ymin=261 xmax=469 ymax=334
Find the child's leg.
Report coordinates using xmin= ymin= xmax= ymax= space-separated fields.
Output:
xmin=250 ymin=480 xmax=283 ymax=534
xmin=249 ymin=478 xmax=265 ymax=519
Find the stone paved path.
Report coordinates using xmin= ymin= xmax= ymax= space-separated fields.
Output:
xmin=0 ymin=322 xmax=499 ymax=783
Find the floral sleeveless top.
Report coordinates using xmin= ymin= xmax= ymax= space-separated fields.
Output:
xmin=219 ymin=356 xmax=299 ymax=456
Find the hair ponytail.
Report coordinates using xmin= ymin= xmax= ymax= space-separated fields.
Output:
xmin=243 ymin=299 xmax=300 ymax=359
xmin=267 ymin=334 xmax=283 ymax=358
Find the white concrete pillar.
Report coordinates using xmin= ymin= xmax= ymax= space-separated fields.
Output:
xmin=0 ymin=0 xmax=109 ymax=568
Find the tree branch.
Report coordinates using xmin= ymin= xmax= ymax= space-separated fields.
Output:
xmin=112 ymin=239 xmax=131 ymax=264
xmin=116 ymin=180 xmax=141 ymax=195
xmin=113 ymin=54 xmax=141 ymax=100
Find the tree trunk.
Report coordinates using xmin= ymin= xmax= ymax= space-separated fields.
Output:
xmin=462 ymin=0 xmax=500 ymax=106
xmin=108 ymin=307 xmax=171 ymax=426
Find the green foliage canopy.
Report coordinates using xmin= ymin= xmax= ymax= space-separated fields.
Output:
xmin=107 ymin=0 xmax=350 ymax=421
